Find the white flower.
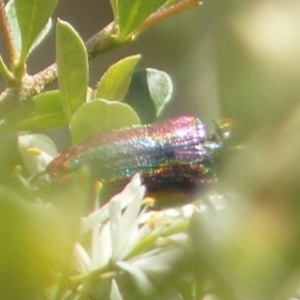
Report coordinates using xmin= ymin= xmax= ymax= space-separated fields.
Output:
xmin=75 ymin=173 xmax=147 ymax=272
xmin=18 ymin=133 xmax=58 ymax=174
xmin=117 ymin=247 xmax=184 ymax=293
xmin=74 ymin=173 xmax=194 ymax=295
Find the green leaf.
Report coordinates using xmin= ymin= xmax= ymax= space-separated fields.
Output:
xmin=113 ymin=0 xmax=167 ymax=40
xmin=3 ymin=90 xmax=67 ymax=132
xmin=56 ymin=19 xmax=88 ymax=121
xmin=109 ymin=0 xmax=117 ymax=19
xmin=124 ymin=68 xmax=173 ymax=123
xmin=96 ymin=54 xmax=141 ymax=100
xmin=6 ymin=0 xmax=52 ymax=55
xmin=164 ymin=0 xmax=180 ymax=6
xmin=14 ymin=0 xmax=58 ymax=61
xmin=70 ymin=99 xmax=140 ymax=144
xmin=0 ymin=134 xmax=21 ymax=182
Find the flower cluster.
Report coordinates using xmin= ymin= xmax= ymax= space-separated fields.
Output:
xmin=17 ymin=133 xmax=195 ymax=299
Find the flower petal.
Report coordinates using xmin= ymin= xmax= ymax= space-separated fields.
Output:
xmin=116 ymin=261 xmax=153 ymax=295
xmin=110 ymin=279 xmax=123 ymax=300
xmin=81 ymin=173 xmax=145 ymax=234
xmin=74 ymin=243 xmax=92 ymax=273
xmin=18 ymin=134 xmax=57 ymax=174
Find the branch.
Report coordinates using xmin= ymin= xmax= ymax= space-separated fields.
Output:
xmin=135 ymin=0 xmax=202 ymax=34
xmin=0 ymin=0 xmax=18 ymax=65
xmin=0 ymin=1 xmax=202 ymax=118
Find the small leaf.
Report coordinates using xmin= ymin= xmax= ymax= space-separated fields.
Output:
xmin=113 ymin=0 xmax=167 ymax=40
xmin=6 ymin=0 xmax=52 ymax=55
xmin=96 ymin=54 xmax=141 ymax=100
xmin=109 ymin=0 xmax=118 ymax=20
xmin=3 ymin=90 xmax=67 ymax=132
xmin=124 ymin=68 xmax=173 ymax=123
xmin=70 ymin=99 xmax=140 ymax=144
xmin=56 ymin=19 xmax=88 ymax=120
xmin=14 ymin=0 xmax=58 ymax=61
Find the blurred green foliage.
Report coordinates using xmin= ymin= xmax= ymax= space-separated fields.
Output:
xmin=0 ymin=0 xmax=300 ymax=299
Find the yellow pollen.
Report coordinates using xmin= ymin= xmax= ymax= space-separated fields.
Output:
xmin=142 ymin=197 xmax=155 ymax=207
xmin=27 ymin=147 xmax=42 ymax=157
xmin=147 ymin=212 xmax=159 ymax=230
xmin=94 ymin=180 xmax=103 ymax=193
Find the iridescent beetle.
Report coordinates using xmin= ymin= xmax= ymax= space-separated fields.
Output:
xmin=33 ymin=116 xmax=233 ymax=208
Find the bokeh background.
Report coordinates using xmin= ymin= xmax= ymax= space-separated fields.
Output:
xmin=2 ymin=1 xmax=300 ymax=299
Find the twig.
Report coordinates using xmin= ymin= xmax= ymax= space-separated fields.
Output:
xmin=85 ymin=22 xmax=118 ymax=60
xmin=136 ymin=0 xmax=202 ymax=34
xmin=0 ymin=0 xmax=17 ymax=65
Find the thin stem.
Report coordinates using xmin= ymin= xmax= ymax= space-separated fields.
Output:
xmin=136 ymin=0 xmax=202 ymax=34
xmin=28 ymin=63 xmax=57 ymax=95
xmin=0 ymin=55 xmax=13 ymax=82
xmin=85 ymin=22 xmax=117 ymax=60
xmin=0 ymin=0 xmax=17 ymax=65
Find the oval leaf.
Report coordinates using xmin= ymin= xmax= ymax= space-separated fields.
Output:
xmin=14 ymin=0 xmax=58 ymax=60
xmin=3 ymin=90 xmax=67 ymax=132
xmin=70 ymin=99 xmax=140 ymax=144
xmin=6 ymin=0 xmax=52 ymax=55
xmin=56 ymin=19 xmax=88 ymax=120
xmin=96 ymin=54 xmax=141 ymax=100
xmin=113 ymin=0 xmax=167 ymax=40
xmin=124 ymin=68 xmax=173 ymax=123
